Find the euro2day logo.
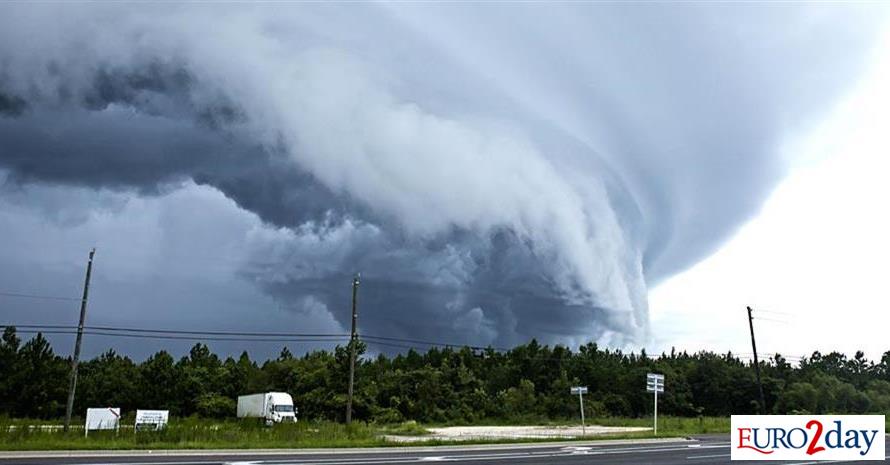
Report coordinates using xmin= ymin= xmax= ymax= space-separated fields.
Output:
xmin=731 ymin=415 xmax=885 ymax=461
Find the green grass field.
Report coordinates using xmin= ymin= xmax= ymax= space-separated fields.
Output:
xmin=0 ymin=416 xmax=732 ymax=450
xmin=0 ymin=418 xmax=384 ymax=450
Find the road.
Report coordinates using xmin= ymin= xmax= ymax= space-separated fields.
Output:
xmin=1 ymin=436 xmax=887 ymax=465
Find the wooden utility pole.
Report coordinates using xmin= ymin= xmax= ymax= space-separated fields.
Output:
xmin=64 ymin=248 xmax=95 ymax=432
xmin=345 ymin=273 xmax=360 ymax=424
xmin=747 ymin=306 xmax=767 ymax=414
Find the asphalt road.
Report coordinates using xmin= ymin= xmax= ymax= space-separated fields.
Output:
xmin=1 ymin=436 xmax=887 ymax=465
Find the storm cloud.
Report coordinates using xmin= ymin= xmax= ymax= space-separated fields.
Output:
xmin=0 ymin=3 xmax=885 ymax=353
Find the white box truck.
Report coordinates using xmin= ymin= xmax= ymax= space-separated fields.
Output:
xmin=237 ymin=392 xmax=297 ymax=424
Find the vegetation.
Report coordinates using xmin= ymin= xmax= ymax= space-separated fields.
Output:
xmin=0 ymin=416 xmax=733 ymax=450
xmin=0 ymin=417 xmax=382 ymax=450
xmin=1 ymin=327 xmax=889 ymax=425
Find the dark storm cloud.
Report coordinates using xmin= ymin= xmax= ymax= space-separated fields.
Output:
xmin=0 ymin=92 xmax=26 ymax=117
xmin=0 ymin=3 xmax=886 ymax=351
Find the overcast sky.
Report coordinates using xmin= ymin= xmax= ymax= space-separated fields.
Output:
xmin=1 ymin=3 xmax=888 ymax=361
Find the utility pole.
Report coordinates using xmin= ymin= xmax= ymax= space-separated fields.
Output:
xmin=345 ymin=273 xmax=360 ymax=425
xmin=64 ymin=248 xmax=95 ymax=432
xmin=747 ymin=306 xmax=767 ymax=414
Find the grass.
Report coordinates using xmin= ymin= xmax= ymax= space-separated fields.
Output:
xmin=426 ymin=415 xmax=729 ymax=435
xmin=588 ymin=415 xmax=729 ymax=435
xmin=378 ymin=421 xmax=431 ymax=436
xmin=0 ymin=418 xmax=385 ymax=451
xmin=0 ymin=416 xmax=729 ymax=451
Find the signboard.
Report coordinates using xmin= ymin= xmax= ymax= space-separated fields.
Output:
xmin=731 ymin=415 xmax=885 ymax=461
xmin=85 ymin=407 xmax=120 ymax=436
xmin=646 ymin=373 xmax=665 ymax=393
xmin=135 ymin=409 xmax=169 ymax=431
xmin=570 ymin=386 xmax=588 ymax=395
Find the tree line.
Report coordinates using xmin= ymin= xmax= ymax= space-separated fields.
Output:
xmin=1 ymin=327 xmax=888 ymax=423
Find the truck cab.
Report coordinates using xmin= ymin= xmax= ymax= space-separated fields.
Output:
xmin=266 ymin=392 xmax=297 ymax=424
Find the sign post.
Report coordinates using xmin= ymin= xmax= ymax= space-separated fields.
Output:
xmin=646 ymin=373 xmax=664 ymax=435
xmin=570 ymin=386 xmax=588 ymax=436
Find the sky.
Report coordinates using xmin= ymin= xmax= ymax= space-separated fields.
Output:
xmin=0 ymin=3 xmax=888 ymax=361
xmin=650 ymin=27 xmax=890 ymax=361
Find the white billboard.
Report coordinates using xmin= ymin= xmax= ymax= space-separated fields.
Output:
xmin=135 ymin=409 xmax=169 ymax=431
xmin=85 ymin=407 xmax=120 ymax=435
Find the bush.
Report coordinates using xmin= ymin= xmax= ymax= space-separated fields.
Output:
xmin=195 ymin=394 xmax=235 ymax=419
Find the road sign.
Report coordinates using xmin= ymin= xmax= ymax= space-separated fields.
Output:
xmin=570 ymin=386 xmax=588 ymax=395
xmin=646 ymin=373 xmax=665 ymax=435
xmin=646 ymin=373 xmax=664 ymax=393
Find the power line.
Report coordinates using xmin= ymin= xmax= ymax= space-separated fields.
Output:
xmin=86 ymin=325 xmax=349 ymax=338
xmin=0 ymin=291 xmax=81 ymax=302
xmin=367 ymin=340 xmax=428 ymax=351
xmin=0 ymin=324 xmax=76 ymax=330
xmin=6 ymin=324 xmax=501 ymax=348
xmin=0 ymin=323 xmax=808 ymax=362
xmin=1 ymin=324 xmax=350 ymax=338
xmin=4 ymin=328 xmax=809 ymax=364
xmin=755 ymin=309 xmax=794 ymax=317
xmin=361 ymin=334 xmax=509 ymax=352
xmin=753 ymin=317 xmax=790 ymax=324
xmin=11 ymin=329 xmax=348 ymax=344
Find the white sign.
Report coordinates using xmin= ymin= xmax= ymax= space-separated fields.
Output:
xmin=85 ymin=407 xmax=120 ymax=435
xmin=731 ymin=415 xmax=885 ymax=461
xmin=646 ymin=373 xmax=664 ymax=393
xmin=135 ymin=409 xmax=169 ymax=431
xmin=570 ymin=386 xmax=588 ymax=395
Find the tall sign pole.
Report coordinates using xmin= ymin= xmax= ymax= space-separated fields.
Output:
xmin=654 ymin=388 xmax=658 ymax=435
xmin=570 ymin=386 xmax=587 ymax=436
xmin=646 ymin=373 xmax=664 ymax=436
xmin=345 ymin=273 xmax=360 ymax=424
xmin=747 ymin=306 xmax=767 ymax=413
xmin=64 ymin=248 xmax=95 ymax=432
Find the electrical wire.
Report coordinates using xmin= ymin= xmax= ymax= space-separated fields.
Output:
xmin=11 ymin=329 xmax=348 ymax=344
xmin=0 ymin=323 xmax=810 ymax=363
xmin=361 ymin=334 xmax=509 ymax=352
xmin=86 ymin=325 xmax=349 ymax=338
xmin=0 ymin=291 xmax=81 ymax=302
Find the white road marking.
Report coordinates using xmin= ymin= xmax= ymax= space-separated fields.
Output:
xmin=561 ymin=446 xmax=592 ymax=454
xmin=687 ymin=453 xmax=729 ymax=459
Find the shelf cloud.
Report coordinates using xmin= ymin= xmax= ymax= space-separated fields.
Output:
xmin=0 ymin=3 xmax=885 ymax=350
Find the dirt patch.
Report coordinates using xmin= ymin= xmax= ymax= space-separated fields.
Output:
xmin=385 ymin=425 xmax=651 ymax=442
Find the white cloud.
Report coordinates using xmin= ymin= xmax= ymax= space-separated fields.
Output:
xmin=650 ymin=29 xmax=890 ymax=360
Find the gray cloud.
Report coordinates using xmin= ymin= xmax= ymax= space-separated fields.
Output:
xmin=0 ymin=3 xmax=886 ymax=353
